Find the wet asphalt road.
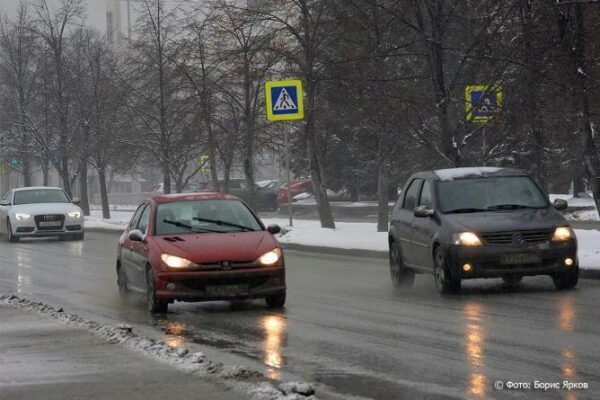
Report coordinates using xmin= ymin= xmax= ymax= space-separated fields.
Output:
xmin=1 ymin=232 xmax=599 ymax=400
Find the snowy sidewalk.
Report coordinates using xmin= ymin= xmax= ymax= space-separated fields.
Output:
xmin=0 ymin=304 xmax=244 ymax=400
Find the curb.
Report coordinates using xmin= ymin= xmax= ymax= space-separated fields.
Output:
xmin=85 ymin=228 xmax=600 ymax=280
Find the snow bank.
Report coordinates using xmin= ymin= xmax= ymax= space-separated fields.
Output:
xmin=85 ymin=211 xmax=600 ymax=270
xmin=0 ymin=295 xmax=318 ymax=400
xmin=577 ymin=230 xmax=600 ymax=270
xmin=266 ymin=218 xmax=389 ymax=252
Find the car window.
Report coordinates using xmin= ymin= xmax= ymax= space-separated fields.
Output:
xmin=137 ymin=204 xmax=152 ymax=235
xmin=129 ymin=204 xmax=147 ymax=229
xmin=438 ymin=176 xmax=548 ymax=213
xmin=419 ymin=181 xmax=433 ymax=208
xmin=229 ymin=181 xmax=240 ymax=189
xmin=239 ymin=180 xmax=248 ymax=189
xmin=13 ymin=189 xmax=70 ymax=205
xmin=403 ymin=179 xmax=422 ymax=210
xmin=155 ymin=200 xmax=262 ymax=235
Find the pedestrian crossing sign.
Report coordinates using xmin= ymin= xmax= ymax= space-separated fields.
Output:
xmin=266 ymin=80 xmax=304 ymax=121
xmin=466 ymin=85 xmax=503 ymax=123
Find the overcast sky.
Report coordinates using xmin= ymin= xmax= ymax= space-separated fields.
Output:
xmin=0 ymin=0 xmax=108 ymax=32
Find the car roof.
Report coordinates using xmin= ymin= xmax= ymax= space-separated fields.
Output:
xmin=410 ymin=167 xmax=528 ymax=182
xmin=13 ymin=186 xmax=64 ymax=192
xmin=151 ymin=192 xmax=241 ymax=204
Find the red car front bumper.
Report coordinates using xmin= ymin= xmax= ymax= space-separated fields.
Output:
xmin=155 ymin=267 xmax=285 ymax=302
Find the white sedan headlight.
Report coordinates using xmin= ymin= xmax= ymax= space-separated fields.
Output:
xmin=68 ymin=211 xmax=81 ymax=218
xmin=258 ymin=248 xmax=282 ymax=266
xmin=15 ymin=213 xmax=31 ymax=220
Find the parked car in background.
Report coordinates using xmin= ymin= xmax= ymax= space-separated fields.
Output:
xmin=277 ymin=179 xmax=312 ymax=204
xmin=388 ymin=167 xmax=578 ymax=294
xmin=0 ymin=187 xmax=84 ymax=242
xmin=256 ymin=180 xmax=283 ymax=190
xmin=148 ymin=182 xmax=200 ymax=194
xmin=116 ymin=192 xmax=286 ymax=313
xmin=199 ymin=179 xmax=279 ymax=211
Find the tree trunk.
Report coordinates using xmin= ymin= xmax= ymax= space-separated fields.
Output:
xmin=98 ymin=167 xmax=111 ymax=220
xmin=162 ymin=157 xmax=171 ymax=194
xmin=565 ymin=3 xmax=600 ymax=216
xmin=59 ymin=149 xmax=72 ymax=197
xmin=79 ymin=160 xmax=90 ymax=216
xmin=22 ymin=154 xmax=31 ymax=186
xmin=377 ymin=160 xmax=389 ymax=232
xmin=572 ymin=166 xmax=586 ymax=197
xmin=305 ymin=79 xmax=335 ymax=229
xmin=223 ymin=161 xmax=232 ymax=193
xmin=520 ymin=0 xmax=547 ymax=191
xmin=244 ymin=155 xmax=256 ymax=207
xmin=42 ymin=157 xmax=49 ymax=186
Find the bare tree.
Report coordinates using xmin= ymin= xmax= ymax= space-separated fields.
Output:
xmin=30 ymin=0 xmax=85 ymax=197
xmin=0 ymin=2 xmax=39 ymax=186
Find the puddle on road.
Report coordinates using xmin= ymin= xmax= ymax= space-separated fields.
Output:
xmin=151 ymin=313 xmax=289 ymax=380
xmin=315 ymin=370 xmax=457 ymax=400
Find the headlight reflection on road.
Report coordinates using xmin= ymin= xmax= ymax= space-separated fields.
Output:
xmin=17 ymin=253 xmax=33 ymax=295
xmin=562 ymin=347 xmax=579 ymax=400
xmin=463 ymin=303 xmax=487 ymax=397
xmin=558 ymin=295 xmax=579 ymax=400
xmin=558 ymin=296 xmax=576 ymax=332
xmin=164 ymin=320 xmax=185 ymax=349
xmin=261 ymin=314 xmax=287 ymax=380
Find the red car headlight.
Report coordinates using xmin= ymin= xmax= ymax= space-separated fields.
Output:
xmin=161 ymin=254 xmax=198 ymax=269
xmin=257 ymin=248 xmax=282 ymax=266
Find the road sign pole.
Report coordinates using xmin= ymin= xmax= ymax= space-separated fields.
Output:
xmin=265 ymin=79 xmax=304 ymax=227
xmin=482 ymin=125 xmax=487 ymax=166
xmin=285 ymin=127 xmax=293 ymax=227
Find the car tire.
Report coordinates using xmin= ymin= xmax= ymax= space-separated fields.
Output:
xmin=434 ymin=247 xmax=461 ymax=294
xmin=7 ymin=219 xmax=19 ymax=243
xmin=389 ymin=242 xmax=415 ymax=288
xmin=502 ymin=275 xmax=523 ymax=285
xmin=146 ymin=267 xmax=168 ymax=313
xmin=552 ymin=266 xmax=579 ymax=290
xmin=265 ymin=292 xmax=286 ymax=308
xmin=117 ymin=263 xmax=129 ymax=298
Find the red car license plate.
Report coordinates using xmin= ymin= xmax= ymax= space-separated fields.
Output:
xmin=501 ymin=253 xmax=541 ymax=265
xmin=206 ymin=284 xmax=249 ymax=296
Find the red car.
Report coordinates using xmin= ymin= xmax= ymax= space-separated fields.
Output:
xmin=116 ymin=192 xmax=286 ymax=313
xmin=277 ymin=179 xmax=312 ymax=204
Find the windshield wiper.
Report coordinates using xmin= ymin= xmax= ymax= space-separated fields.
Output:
xmin=486 ymin=204 xmax=544 ymax=211
xmin=444 ymin=208 xmax=487 ymax=214
xmin=162 ymin=219 xmax=225 ymax=234
xmin=192 ymin=217 xmax=256 ymax=232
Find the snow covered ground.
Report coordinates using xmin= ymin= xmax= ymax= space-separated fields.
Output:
xmin=0 ymin=295 xmax=317 ymax=400
xmin=85 ymin=210 xmax=600 ymax=270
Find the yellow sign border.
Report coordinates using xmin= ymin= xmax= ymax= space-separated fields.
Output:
xmin=265 ymin=80 xmax=304 ymax=121
xmin=466 ymin=84 xmax=503 ymax=123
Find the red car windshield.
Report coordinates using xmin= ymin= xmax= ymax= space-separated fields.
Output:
xmin=154 ymin=200 xmax=262 ymax=235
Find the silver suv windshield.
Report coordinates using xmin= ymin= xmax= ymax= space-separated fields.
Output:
xmin=438 ymin=176 xmax=549 ymax=213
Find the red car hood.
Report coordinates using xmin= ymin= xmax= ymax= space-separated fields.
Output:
xmin=152 ymin=231 xmax=279 ymax=263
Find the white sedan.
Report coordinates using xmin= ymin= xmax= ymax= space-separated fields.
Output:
xmin=0 ymin=187 xmax=84 ymax=242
